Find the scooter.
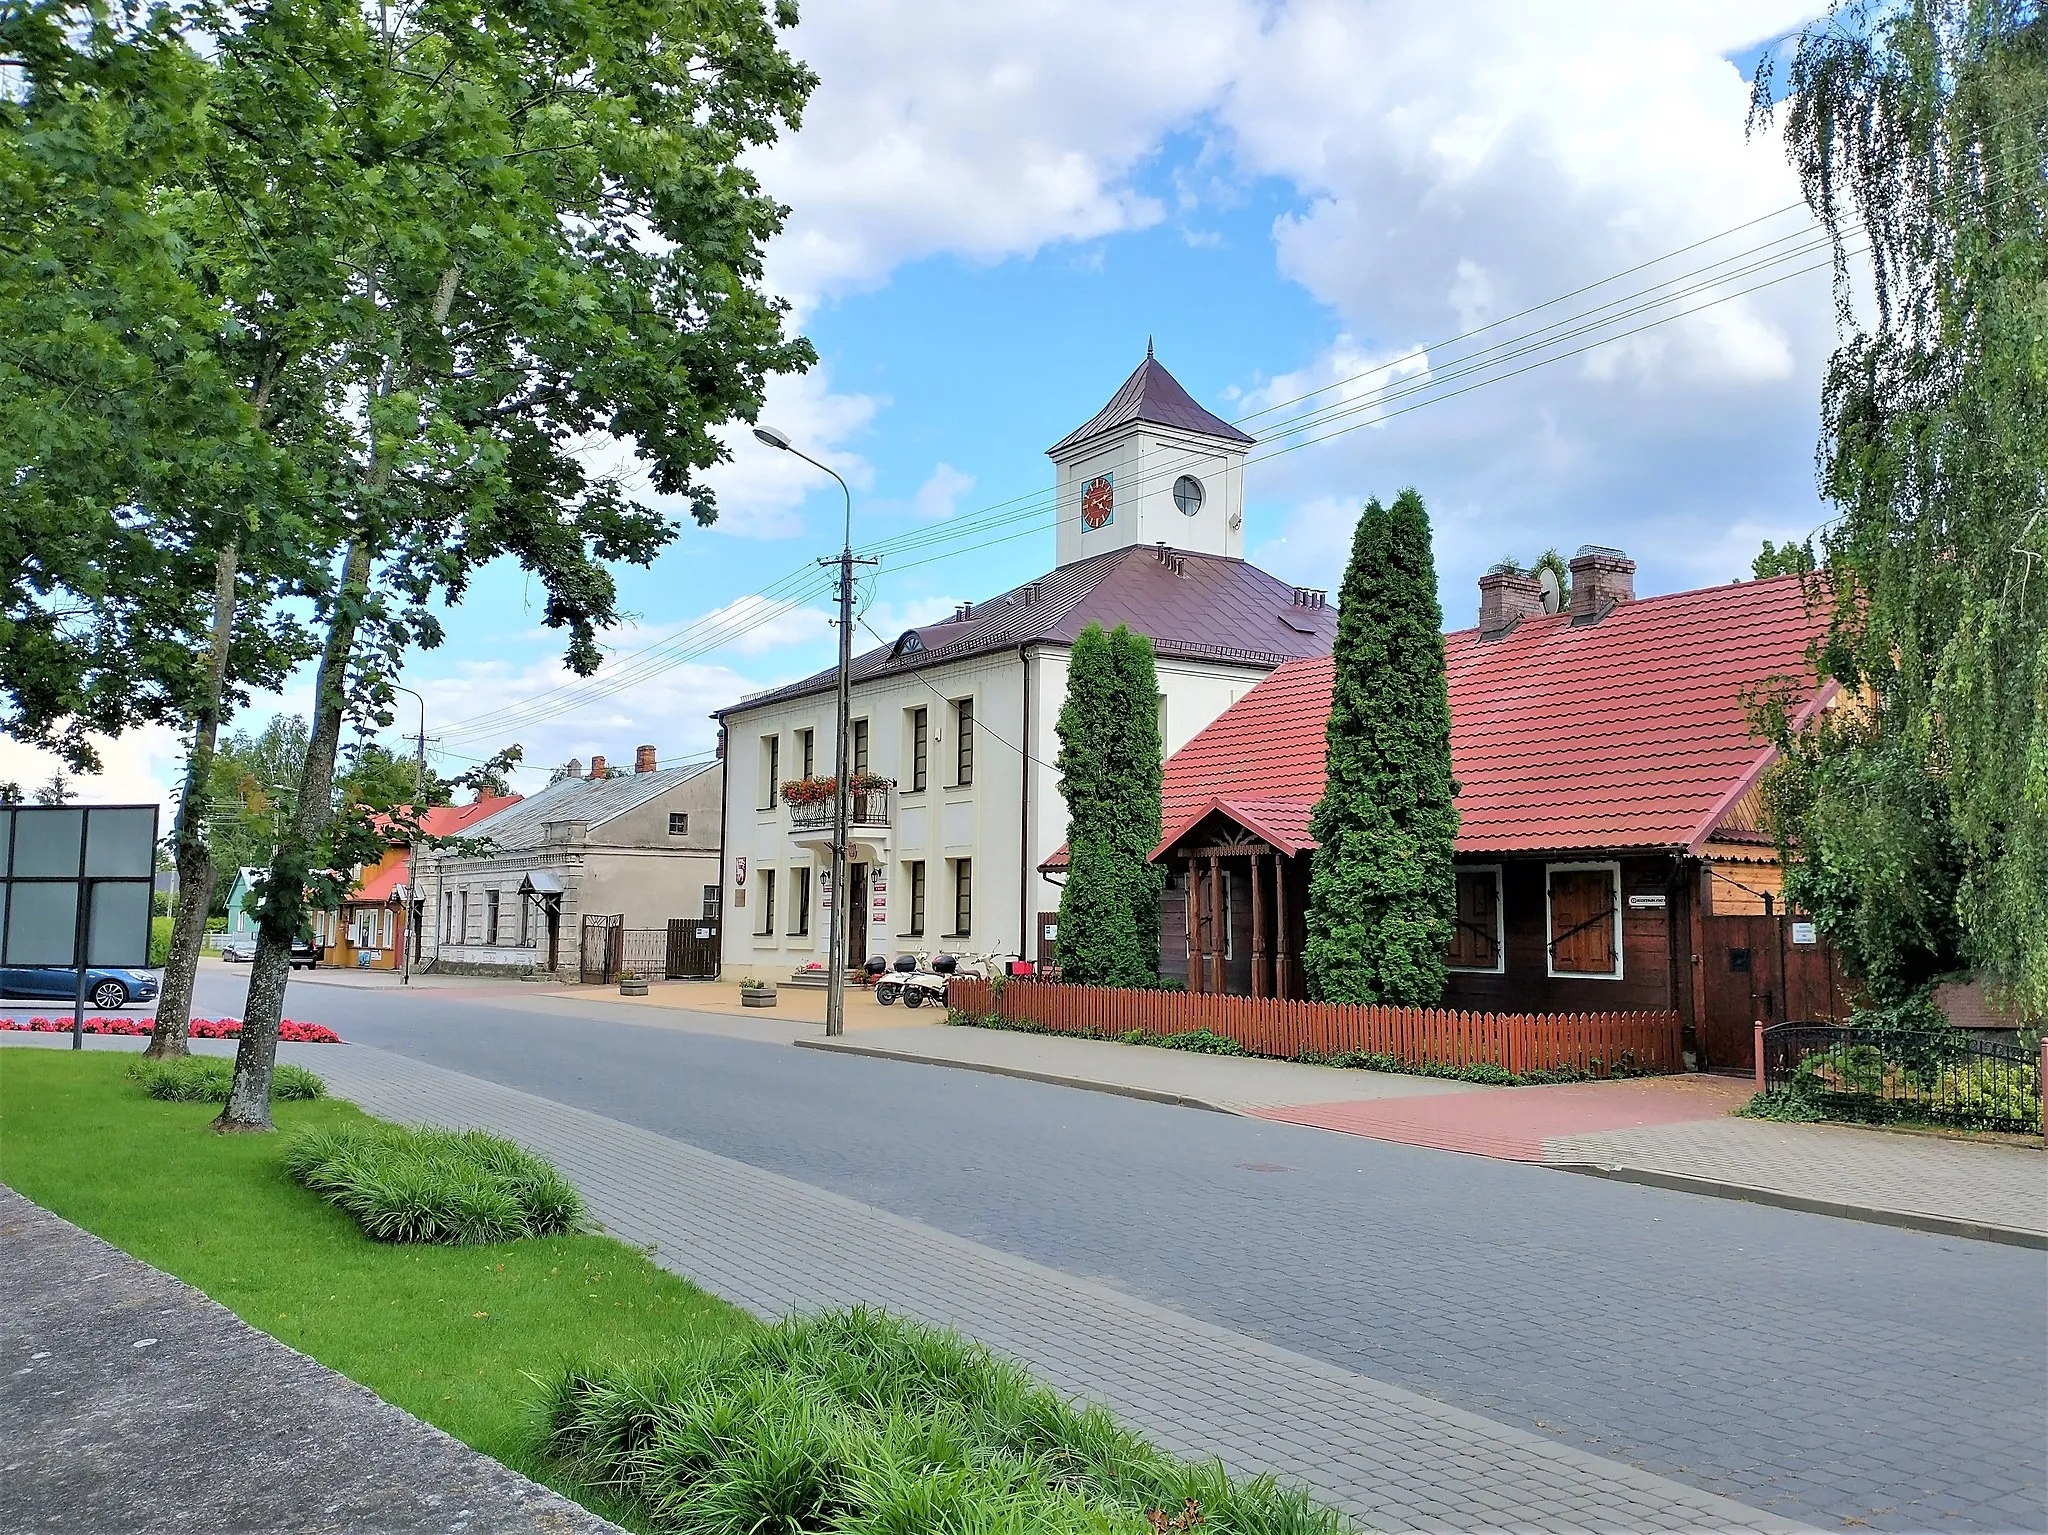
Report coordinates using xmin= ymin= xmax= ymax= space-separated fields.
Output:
xmin=875 ymin=952 xmax=947 ymax=1009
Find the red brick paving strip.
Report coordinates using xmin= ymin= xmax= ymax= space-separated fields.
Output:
xmin=1249 ymin=1074 xmax=1755 ymax=1161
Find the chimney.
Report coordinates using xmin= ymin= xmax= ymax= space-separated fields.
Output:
xmin=1568 ymin=545 xmax=1636 ymax=622
xmin=564 ymin=757 xmax=582 ymax=780
xmin=587 ymin=754 xmax=607 ymax=780
xmin=1478 ymin=568 xmax=1544 ymax=639
xmin=1291 ymin=587 xmax=1326 ymax=609
xmin=634 ymin=744 xmax=657 ymax=774
xmin=1021 ymin=582 xmax=1042 ymax=604
xmin=716 ymin=727 xmax=726 ymax=761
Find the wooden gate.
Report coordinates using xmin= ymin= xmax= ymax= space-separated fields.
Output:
xmin=665 ymin=918 xmax=720 ymax=979
xmin=1699 ymin=912 xmax=1848 ymax=1072
xmin=579 ymin=913 xmax=623 ymax=985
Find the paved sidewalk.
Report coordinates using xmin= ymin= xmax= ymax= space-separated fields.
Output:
xmin=800 ymin=1021 xmax=1491 ymax=1110
xmin=807 ymin=1024 xmax=2045 ymax=1244
xmin=0 ymin=1186 xmax=618 ymax=1535
xmin=295 ymin=1039 xmax=1807 ymax=1534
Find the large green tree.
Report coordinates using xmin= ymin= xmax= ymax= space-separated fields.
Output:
xmin=192 ymin=0 xmax=816 ymax=1129
xmin=1054 ymin=622 xmax=1164 ymax=986
xmin=1303 ymin=490 xmax=1459 ymax=1005
xmin=1752 ymin=0 xmax=2046 ymax=1021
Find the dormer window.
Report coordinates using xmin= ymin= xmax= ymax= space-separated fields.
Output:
xmin=892 ymin=631 xmax=925 ymax=657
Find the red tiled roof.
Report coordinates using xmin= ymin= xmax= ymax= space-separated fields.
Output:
xmin=351 ymin=860 xmax=409 ymax=904
xmin=352 ymin=795 xmax=521 ymax=901
xmin=1138 ymin=574 xmax=1830 ymax=860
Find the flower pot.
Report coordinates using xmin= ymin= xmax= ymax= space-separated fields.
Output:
xmin=619 ymin=979 xmax=648 ymax=997
xmin=740 ymin=985 xmax=777 ymax=1009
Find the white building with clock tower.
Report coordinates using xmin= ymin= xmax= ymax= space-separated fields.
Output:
xmin=712 ymin=348 xmax=1333 ymax=980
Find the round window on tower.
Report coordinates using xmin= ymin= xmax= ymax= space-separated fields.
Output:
xmin=1173 ymin=475 xmax=1205 ymax=516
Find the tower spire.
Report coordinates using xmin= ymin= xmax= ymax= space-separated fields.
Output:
xmin=1146 ymin=334 xmax=1154 ymax=359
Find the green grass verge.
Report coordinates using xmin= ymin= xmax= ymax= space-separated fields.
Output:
xmin=0 ymin=1048 xmax=751 ymax=1531
xmin=129 ymin=1055 xmax=326 ymax=1102
xmin=547 ymin=1307 xmax=1350 ymax=1534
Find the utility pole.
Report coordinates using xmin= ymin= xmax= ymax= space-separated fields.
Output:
xmin=391 ymin=685 xmax=427 ymax=986
xmin=752 ymin=425 xmax=874 ymax=1037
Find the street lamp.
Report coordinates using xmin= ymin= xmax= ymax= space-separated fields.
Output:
xmin=390 ymin=684 xmax=427 ymax=986
xmin=753 ymin=424 xmax=859 ymax=1038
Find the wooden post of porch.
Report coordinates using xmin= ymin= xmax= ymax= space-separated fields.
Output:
xmin=1207 ymin=853 xmax=1224 ymax=995
xmin=1185 ymin=859 xmax=1202 ymax=995
xmin=1270 ymin=856 xmax=1287 ymax=998
xmin=1250 ymin=852 xmax=1269 ymax=998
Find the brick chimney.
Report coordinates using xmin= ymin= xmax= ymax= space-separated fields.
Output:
xmin=634 ymin=744 xmax=657 ymax=774
xmin=1478 ymin=568 xmax=1544 ymax=639
xmin=1568 ymin=545 xmax=1635 ymax=622
xmin=715 ymin=727 xmax=726 ymax=761
xmin=587 ymin=754 xmax=607 ymax=780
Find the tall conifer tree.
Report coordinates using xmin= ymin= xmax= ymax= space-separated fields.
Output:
xmin=1303 ymin=490 xmax=1459 ymax=1004
xmin=1054 ymin=622 xmax=1164 ymax=984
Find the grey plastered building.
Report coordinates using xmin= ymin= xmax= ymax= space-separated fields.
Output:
xmin=418 ymin=748 xmax=723 ymax=976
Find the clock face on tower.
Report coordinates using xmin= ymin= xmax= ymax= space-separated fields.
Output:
xmin=1081 ymin=473 xmax=1115 ymax=530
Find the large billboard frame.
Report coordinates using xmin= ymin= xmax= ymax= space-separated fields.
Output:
xmin=0 ymin=804 xmax=161 ymax=1049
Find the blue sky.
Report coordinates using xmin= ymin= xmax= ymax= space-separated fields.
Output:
xmin=9 ymin=1 xmax=1837 ymax=805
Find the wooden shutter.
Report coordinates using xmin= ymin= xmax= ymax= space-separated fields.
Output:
xmin=1549 ymin=868 xmax=1617 ymax=974
xmin=1447 ymin=870 xmax=1500 ymax=969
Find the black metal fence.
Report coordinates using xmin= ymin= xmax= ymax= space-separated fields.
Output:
xmin=1761 ymin=1022 xmax=2042 ymax=1134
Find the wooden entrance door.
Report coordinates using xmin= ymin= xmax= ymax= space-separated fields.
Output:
xmin=1698 ymin=912 xmax=1848 ymax=1072
xmin=665 ymin=918 xmax=720 ymax=979
xmin=847 ymin=864 xmax=868 ymax=969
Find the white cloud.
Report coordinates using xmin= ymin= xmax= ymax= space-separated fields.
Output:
xmin=911 ymin=463 xmax=976 ymax=521
xmin=0 ymin=726 xmax=184 ymax=818
xmin=1220 ymin=1 xmax=1837 ymax=607
xmin=755 ymin=0 xmax=1256 ymax=307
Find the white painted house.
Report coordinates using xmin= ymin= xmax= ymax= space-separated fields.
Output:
xmin=714 ymin=350 xmax=1337 ymax=977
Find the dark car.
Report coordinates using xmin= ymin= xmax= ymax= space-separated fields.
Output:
xmin=0 ymin=965 xmax=160 ymax=1012
xmin=219 ymin=938 xmax=319 ymax=968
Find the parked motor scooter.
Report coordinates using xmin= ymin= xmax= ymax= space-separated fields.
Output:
xmin=875 ymin=952 xmax=948 ymax=1009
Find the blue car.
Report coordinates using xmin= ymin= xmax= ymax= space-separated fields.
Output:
xmin=0 ymin=965 xmax=159 ymax=1012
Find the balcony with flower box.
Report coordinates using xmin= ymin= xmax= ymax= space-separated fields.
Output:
xmin=781 ymin=775 xmax=895 ymax=862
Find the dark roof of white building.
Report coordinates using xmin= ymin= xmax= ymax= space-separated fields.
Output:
xmin=1047 ymin=349 xmax=1257 ymax=457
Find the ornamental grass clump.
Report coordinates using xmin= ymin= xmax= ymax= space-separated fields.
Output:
xmin=284 ymin=1124 xmax=583 ymax=1244
xmin=130 ymin=1056 xmax=325 ymax=1102
xmin=545 ymin=1307 xmax=1350 ymax=1534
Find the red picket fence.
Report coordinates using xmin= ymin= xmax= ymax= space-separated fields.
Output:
xmin=948 ymin=977 xmax=1683 ymax=1077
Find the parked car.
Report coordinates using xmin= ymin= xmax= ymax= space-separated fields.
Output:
xmin=220 ymin=938 xmax=321 ymax=968
xmin=0 ymin=965 xmax=159 ymax=1011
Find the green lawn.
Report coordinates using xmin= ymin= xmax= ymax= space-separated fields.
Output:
xmin=0 ymin=1048 xmax=753 ymax=1528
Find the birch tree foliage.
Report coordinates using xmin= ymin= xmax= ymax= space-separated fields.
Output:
xmin=196 ymin=0 xmax=817 ymax=1128
xmin=1752 ymin=1 xmax=2047 ymax=1019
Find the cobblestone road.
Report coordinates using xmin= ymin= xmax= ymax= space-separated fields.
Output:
xmin=171 ymin=975 xmax=2048 ymax=1530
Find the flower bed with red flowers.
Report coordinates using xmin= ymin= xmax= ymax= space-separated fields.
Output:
xmin=0 ymin=1016 xmax=341 ymax=1043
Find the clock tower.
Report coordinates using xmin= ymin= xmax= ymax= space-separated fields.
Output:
xmin=1047 ymin=344 xmax=1253 ymax=569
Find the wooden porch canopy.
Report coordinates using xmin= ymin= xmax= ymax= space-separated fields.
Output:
xmin=1151 ymin=795 xmax=1316 ymax=999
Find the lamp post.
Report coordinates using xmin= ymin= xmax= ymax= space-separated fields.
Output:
xmin=752 ymin=424 xmax=866 ymax=1038
xmin=390 ymin=684 xmax=427 ymax=985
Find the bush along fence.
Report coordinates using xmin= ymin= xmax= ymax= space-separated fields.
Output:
xmin=1758 ymin=1022 xmax=2043 ymax=1137
xmin=947 ymin=977 xmax=1683 ymax=1079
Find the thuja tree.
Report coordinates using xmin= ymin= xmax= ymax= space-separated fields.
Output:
xmin=198 ymin=0 xmax=816 ymax=1130
xmin=1054 ymin=622 xmax=1164 ymax=986
xmin=1752 ymin=1 xmax=2047 ymax=1020
xmin=1303 ymin=490 xmax=1459 ymax=1005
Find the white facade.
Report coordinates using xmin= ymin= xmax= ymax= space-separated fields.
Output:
xmin=718 ymin=644 xmax=1265 ymax=976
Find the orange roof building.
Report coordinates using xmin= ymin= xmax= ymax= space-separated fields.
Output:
xmin=1131 ymin=550 xmax=1847 ymax=1071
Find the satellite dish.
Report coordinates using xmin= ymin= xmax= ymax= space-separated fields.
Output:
xmin=1538 ymin=567 xmax=1562 ymax=614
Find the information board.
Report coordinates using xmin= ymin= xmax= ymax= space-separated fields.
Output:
xmin=0 ymin=804 xmax=160 ymax=969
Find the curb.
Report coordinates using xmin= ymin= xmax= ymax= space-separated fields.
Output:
xmin=1549 ymin=1162 xmax=2047 ymax=1249
xmin=791 ymin=1037 xmax=1236 ymax=1114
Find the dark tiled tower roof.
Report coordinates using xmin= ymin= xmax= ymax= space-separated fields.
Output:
xmin=1047 ymin=348 xmax=1256 ymax=457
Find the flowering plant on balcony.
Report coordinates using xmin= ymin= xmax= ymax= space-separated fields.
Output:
xmin=779 ymin=772 xmax=895 ymax=806
xmin=779 ymin=775 xmax=835 ymax=805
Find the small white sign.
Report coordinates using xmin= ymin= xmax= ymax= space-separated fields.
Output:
xmin=696 ymin=927 xmax=711 ymax=939
xmin=1791 ymin=921 xmax=1818 ymax=945
xmin=1627 ymin=893 xmax=1667 ymax=909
